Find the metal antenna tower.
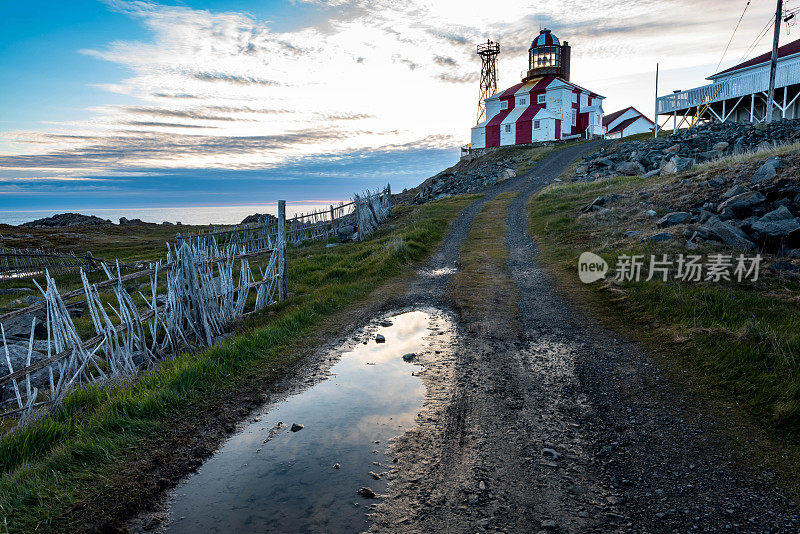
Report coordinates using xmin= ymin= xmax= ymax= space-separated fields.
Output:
xmin=476 ymin=40 xmax=500 ymax=124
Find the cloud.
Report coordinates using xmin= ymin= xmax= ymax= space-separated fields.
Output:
xmin=1 ymin=0 xmax=780 ymax=194
xmin=191 ymin=72 xmax=282 ymax=86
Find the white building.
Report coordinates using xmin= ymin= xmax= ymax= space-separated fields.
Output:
xmin=656 ymin=37 xmax=800 ymax=127
xmin=471 ymin=29 xmax=604 ymax=150
xmin=603 ymin=107 xmax=654 ymax=139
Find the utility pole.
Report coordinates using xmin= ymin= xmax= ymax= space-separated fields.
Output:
xmin=766 ymin=0 xmax=783 ymax=123
xmin=654 ymin=63 xmax=659 ymax=138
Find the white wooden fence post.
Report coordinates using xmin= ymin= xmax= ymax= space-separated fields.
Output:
xmin=278 ymin=200 xmax=287 ymax=302
xmin=330 ymin=204 xmax=335 ymax=236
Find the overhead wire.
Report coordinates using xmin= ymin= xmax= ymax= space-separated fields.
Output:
xmin=736 ymin=14 xmax=777 ymax=66
xmin=716 ymin=0 xmax=751 ymax=72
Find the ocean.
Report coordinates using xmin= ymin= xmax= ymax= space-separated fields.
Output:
xmin=0 ymin=203 xmax=344 ymax=227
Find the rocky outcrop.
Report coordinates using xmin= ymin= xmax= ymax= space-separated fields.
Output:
xmin=21 ymin=213 xmax=112 ymax=228
xmin=402 ymin=150 xmax=530 ymax=204
xmin=575 ymin=119 xmax=800 ymax=183
xmin=240 ymin=213 xmax=278 ymax=226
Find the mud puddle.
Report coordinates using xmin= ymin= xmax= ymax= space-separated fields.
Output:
xmin=156 ymin=310 xmax=451 ymax=533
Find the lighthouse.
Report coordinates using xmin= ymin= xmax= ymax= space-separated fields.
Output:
xmin=470 ymin=29 xmax=604 ymax=150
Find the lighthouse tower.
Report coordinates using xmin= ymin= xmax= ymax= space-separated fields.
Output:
xmin=470 ymin=29 xmax=603 ymax=151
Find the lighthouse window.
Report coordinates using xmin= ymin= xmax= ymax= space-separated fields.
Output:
xmin=534 ymin=120 xmax=541 ymax=129
xmin=537 ymin=94 xmax=546 ymax=104
xmin=504 ymin=124 xmax=512 ymax=133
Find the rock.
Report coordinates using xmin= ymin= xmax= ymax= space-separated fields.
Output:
xmin=333 ymin=463 xmax=341 ymax=469
xmin=663 ymin=143 xmax=681 ymax=154
xmin=541 ymin=519 xmax=558 ymax=530
xmin=375 ymin=334 xmax=386 ymax=344
xmin=369 ymin=471 xmax=381 ymax=480
xmin=582 ymin=196 xmax=605 ymax=213
xmin=751 ymin=206 xmax=800 ymax=237
xmin=717 ymin=191 xmax=765 ymax=214
xmin=649 ymin=232 xmax=675 ymax=242
xmin=240 ymin=213 xmax=278 ymax=226
xmin=624 ymin=231 xmax=643 ymax=238
xmin=656 ymin=212 xmax=691 ymax=228
xmin=751 ymin=156 xmax=781 ymax=184
xmin=402 ymin=353 xmax=416 ymax=362
xmin=357 ymin=487 xmax=376 ymax=499
xmin=337 ymin=224 xmax=355 ymax=241
xmin=706 ymin=216 xmax=756 ymax=250
xmin=708 ymin=176 xmax=726 ymax=188
xmin=378 ymin=320 xmax=392 ymax=327
xmin=723 ymin=184 xmax=748 ymax=198
xmin=1 ymin=313 xmax=46 ymax=338
xmin=119 ymin=217 xmax=145 ymax=226
xmin=642 ymin=169 xmax=661 ymax=178
xmin=644 ymin=210 xmax=657 ymax=217
xmin=0 ymin=344 xmax=50 ymax=400
xmin=290 ymin=423 xmax=304 ymax=432
xmin=595 ymin=157 xmax=616 ymax=167
xmin=21 ymin=213 xmax=112 ymax=228
xmin=713 ymin=141 xmax=730 ymax=152
xmin=541 ymin=448 xmax=561 ymax=459
xmin=615 ymin=161 xmax=645 ymax=176
xmin=161 ymin=221 xmax=173 ymax=226
xmin=498 ymin=167 xmax=517 ymax=181
xmin=660 ymin=157 xmax=693 ymax=175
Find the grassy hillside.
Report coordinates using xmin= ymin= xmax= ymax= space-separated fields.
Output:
xmin=528 ymin=148 xmax=800 ymax=431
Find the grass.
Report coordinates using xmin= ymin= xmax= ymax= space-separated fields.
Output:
xmin=450 ymin=192 xmax=519 ymax=335
xmin=528 ymin=166 xmax=800 ymax=431
xmin=0 ymin=195 xmax=478 ymax=532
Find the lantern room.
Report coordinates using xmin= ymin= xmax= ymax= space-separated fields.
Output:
xmin=524 ymin=29 xmax=571 ymax=82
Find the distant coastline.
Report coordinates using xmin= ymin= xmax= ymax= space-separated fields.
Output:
xmin=0 ymin=202 xmax=345 ymax=227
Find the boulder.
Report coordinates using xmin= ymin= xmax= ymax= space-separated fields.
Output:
xmin=337 ymin=224 xmax=355 ymax=241
xmin=660 ymin=157 xmax=693 ymax=175
xmin=717 ymin=191 xmax=765 ymax=214
xmin=751 ymin=157 xmax=781 ymax=184
xmin=750 ymin=206 xmax=800 ymax=237
xmin=706 ymin=216 xmax=756 ymax=250
xmin=582 ymin=196 xmax=605 ymax=213
xmin=1 ymin=313 xmax=46 ymax=339
xmin=649 ymin=232 xmax=675 ymax=242
xmin=615 ymin=161 xmax=645 ymax=176
xmin=240 ymin=213 xmax=278 ymax=226
xmin=723 ymin=184 xmax=748 ymax=198
xmin=713 ymin=141 xmax=730 ymax=152
xmin=663 ymin=144 xmax=682 ymax=154
xmin=656 ymin=212 xmax=691 ymax=228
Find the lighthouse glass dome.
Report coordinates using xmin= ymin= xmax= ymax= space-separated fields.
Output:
xmin=525 ymin=29 xmax=569 ymax=81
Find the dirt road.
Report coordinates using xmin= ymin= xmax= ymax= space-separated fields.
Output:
xmin=372 ymin=142 xmax=800 ymax=533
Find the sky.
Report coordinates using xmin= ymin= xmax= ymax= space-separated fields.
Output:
xmin=0 ymin=0 xmax=797 ymax=215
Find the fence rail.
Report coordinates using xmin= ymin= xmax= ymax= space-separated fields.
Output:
xmin=175 ymin=186 xmax=391 ymax=254
xmin=0 ymin=247 xmax=105 ymax=280
xmin=0 ymin=188 xmax=392 ymax=423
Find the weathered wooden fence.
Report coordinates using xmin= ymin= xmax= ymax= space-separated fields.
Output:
xmin=175 ymin=186 xmax=392 ymax=253
xmin=0 ymin=189 xmax=393 ymax=423
xmin=0 ymin=217 xmax=286 ymax=422
xmin=0 ymin=247 xmax=107 ymax=280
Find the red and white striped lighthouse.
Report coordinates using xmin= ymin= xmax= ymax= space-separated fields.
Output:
xmin=471 ymin=29 xmax=604 ymax=149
